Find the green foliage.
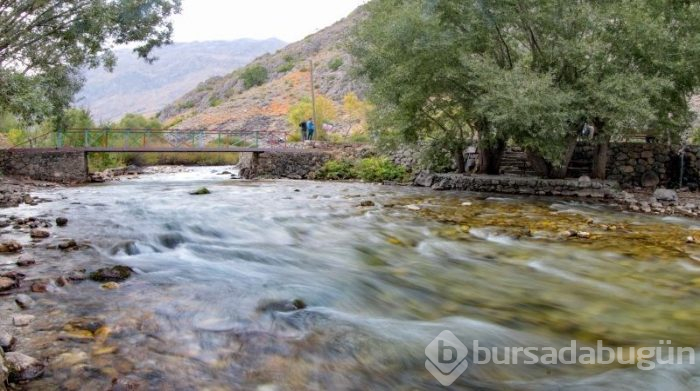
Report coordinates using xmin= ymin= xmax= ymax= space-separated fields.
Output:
xmin=241 ymin=65 xmax=269 ymax=90
xmin=0 ymin=0 xmax=181 ymax=123
xmin=317 ymin=160 xmax=355 ymax=180
xmin=115 ymin=114 xmax=162 ymax=130
xmin=209 ymin=96 xmax=223 ymax=107
xmin=317 ymin=158 xmax=407 ymax=182
xmin=276 ymin=56 xmax=296 ymax=73
xmin=327 ymin=57 xmax=344 ymax=71
xmin=354 ymin=157 xmax=407 ymax=182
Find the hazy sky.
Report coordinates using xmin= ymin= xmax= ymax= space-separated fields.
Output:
xmin=172 ymin=0 xmax=368 ymax=43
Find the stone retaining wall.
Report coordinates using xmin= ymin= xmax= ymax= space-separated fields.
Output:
xmin=0 ymin=150 xmax=88 ymax=184
xmin=239 ymin=151 xmax=334 ymax=179
xmin=416 ymin=171 xmax=620 ymax=198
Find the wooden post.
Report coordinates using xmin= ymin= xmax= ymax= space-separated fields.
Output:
xmin=310 ymin=60 xmax=317 ymax=139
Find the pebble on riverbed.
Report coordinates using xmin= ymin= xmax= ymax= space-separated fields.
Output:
xmin=29 ymin=229 xmax=49 ymax=239
xmin=0 ymin=277 xmax=17 ymax=292
xmin=12 ymin=315 xmax=35 ymax=327
xmin=16 ymin=257 xmax=36 ymax=267
xmin=55 ymin=217 xmax=68 ymax=227
xmin=14 ymin=294 xmax=35 ymax=310
xmin=0 ymin=330 xmax=16 ymax=352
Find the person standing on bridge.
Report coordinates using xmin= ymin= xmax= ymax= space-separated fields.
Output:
xmin=306 ymin=118 xmax=316 ymax=141
xmin=299 ymin=120 xmax=308 ymax=141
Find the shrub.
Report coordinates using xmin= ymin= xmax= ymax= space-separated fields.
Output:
xmin=317 ymin=160 xmax=355 ymax=180
xmin=209 ymin=96 xmax=223 ymax=107
xmin=276 ymin=61 xmax=295 ymax=73
xmin=240 ymin=64 xmax=268 ymax=90
xmin=328 ymin=57 xmax=344 ymax=71
xmin=355 ymin=157 xmax=406 ymax=182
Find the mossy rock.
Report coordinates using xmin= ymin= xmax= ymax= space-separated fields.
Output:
xmin=89 ymin=266 xmax=134 ymax=282
xmin=190 ymin=187 xmax=211 ymax=195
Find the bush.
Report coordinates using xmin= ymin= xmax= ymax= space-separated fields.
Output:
xmin=355 ymin=157 xmax=406 ymax=182
xmin=328 ymin=57 xmax=344 ymax=71
xmin=317 ymin=159 xmax=355 ymax=180
xmin=241 ymin=64 xmax=268 ymax=90
xmin=276 ymin=61 xmax=295 ymax=73
xmin=317 ymin=157 xmax=407 ymax=183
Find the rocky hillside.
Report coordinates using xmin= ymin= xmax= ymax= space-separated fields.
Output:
xmin=158 ymin=6 xmax=368 ymax=135
xmin=77 ymin=39 xmax=286 ymax=122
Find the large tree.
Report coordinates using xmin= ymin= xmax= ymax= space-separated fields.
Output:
xmin=0 ymin=0 xmax=181 ymax=123
xmin=354 ymin=0 xmax=700 ymax=178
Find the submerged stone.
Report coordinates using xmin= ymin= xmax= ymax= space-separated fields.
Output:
xmin=257 ymin=299 xmax=307 ymax=313
xmin=29 ymin=229 xmax=49 ymax=239
xmin=89 ymin=266 xmax=134 ymax=282
xmin=0 ymin=241 xmax=22 ymax=253
xmin=55 ymin=217 xmax=68 ymax=227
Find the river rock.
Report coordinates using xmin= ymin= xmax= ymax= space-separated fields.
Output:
xmin=1 ymin=350 xmax=7 ymax=391
xmin=653 ymin=188 xmax=678 ymax=203
xmin=55 ymin=217 xmax=68 ymax=227
xmin=12 ymin=315 xmax=35 ymax=327
xmin=190 ymin=187 xmax=211 ymax=195
xmin=15 ymin=294 xmax=35 ymax=310
xmin=641 ymin=171 xmax=660 ymax=188
xmin=0 ymin=330 xmax=15 ymax=352
xmin=359 ymin=200 xmax=375 ymax=207
xmin=414 ymin=171 xmax=435 ymax=187
xmin=66 ymin=269 xmax=87 ymax=281
xmin=256 ymin=299 xmax=307 ymax=313
xmin=30 ymin=280 xmax=52 ymax=293
xmin=0 ymin=277 xmax=17 ymax=292
xmin=5 ymin=352 xmax=45 ymax=381
xmin=58 ymin=239 xmax=78 ymax=250
xmin=16 ymin=257 xmax=36 ymax=267
xmin=0 ymin=241 xmax=22 ymax=253
xmin=29 ymin=229 xmax=49 ymax=239
xmin=89 ymin=266 xmax=134 ymax=282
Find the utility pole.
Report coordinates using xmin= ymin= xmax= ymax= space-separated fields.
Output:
xmin=309 ymin=60 xmax=317 ymax=138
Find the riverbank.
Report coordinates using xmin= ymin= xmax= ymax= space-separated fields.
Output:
xmin=414 ymin=171 xmax=700 ymax=218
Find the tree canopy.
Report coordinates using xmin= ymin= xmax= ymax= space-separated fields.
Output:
xmin=351 ymin=0 xmax=700 ymax=177
xmin=0 ymin=0 xmax=181 ymax=123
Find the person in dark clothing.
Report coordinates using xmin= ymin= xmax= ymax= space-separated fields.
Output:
xmin=299 ymin=120 xmax=308 ymax=141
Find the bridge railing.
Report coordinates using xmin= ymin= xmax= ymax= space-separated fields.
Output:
xmin=9 ymin=129 xmax=290 ymax=150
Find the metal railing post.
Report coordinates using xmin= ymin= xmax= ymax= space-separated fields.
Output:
xmin=84 ymin=129 xmax=89 ymax=147
xmin=255 ymin=131 xmax=259 ymax=148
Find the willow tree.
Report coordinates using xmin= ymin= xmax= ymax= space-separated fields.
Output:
xmin=0 ymin=0 xmax=182 ymax=123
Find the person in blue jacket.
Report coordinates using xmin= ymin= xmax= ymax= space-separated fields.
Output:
xmin=306 ymin=118 xmax=315 ymax=140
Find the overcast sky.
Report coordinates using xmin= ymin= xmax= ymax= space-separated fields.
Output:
xmin=171 ymin=0 xmax=368 ymax=43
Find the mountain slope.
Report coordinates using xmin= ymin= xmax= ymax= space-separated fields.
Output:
xmin=158 ymin=6 xmax=368 ymax=134
xmin=77 ymin=39 xmax=286 ymax=122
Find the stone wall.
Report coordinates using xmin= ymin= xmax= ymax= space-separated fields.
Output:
xmin=239 ymin=151 xmax=334 ymax=179
xmin=0 ymin=150 xmax=88 ymax=183
xmin=416 ymin=171 xmax=620 ymax=198
xmin=605 ymin=143 xmax=673 ymax=188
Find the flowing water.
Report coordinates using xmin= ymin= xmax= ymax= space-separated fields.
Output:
xmin=3 ymin=167 xmax=700 ymax=390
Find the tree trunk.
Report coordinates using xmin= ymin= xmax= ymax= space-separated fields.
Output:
xmin=477 ymin=139 xmax=506 ymax=175
xmin=525 ymin=135 xmax=578 ymax=178
xmin=526 ymin=150 xmax=552 ymax=177
xmin=454 ymin=144 xmax=466 ymax=174
xmin=549 ymin=135 xmax=578 ymax=179
xmin=591 ymin=140 xmax=609 ymax=179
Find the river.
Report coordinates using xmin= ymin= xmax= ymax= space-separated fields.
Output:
xmin=3 ymin=167 xmax=700 ymax=390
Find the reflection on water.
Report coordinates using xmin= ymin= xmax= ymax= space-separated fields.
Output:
xmin=3 ymin=167 xmax=700 ymax=390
